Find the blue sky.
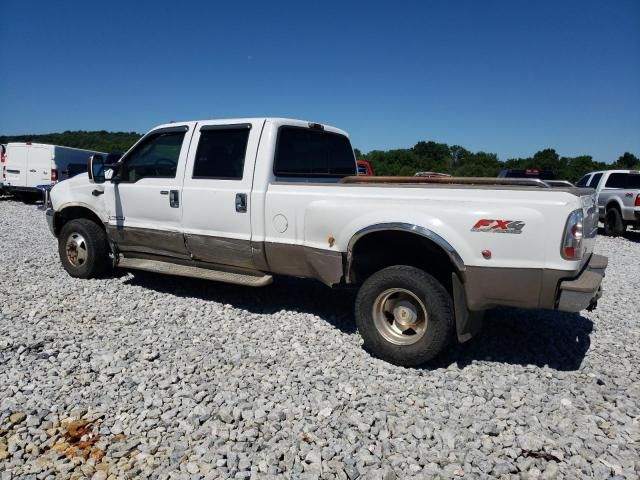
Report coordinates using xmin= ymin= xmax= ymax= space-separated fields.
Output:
xmin=1 ymin=0 xmax=638 ymax=162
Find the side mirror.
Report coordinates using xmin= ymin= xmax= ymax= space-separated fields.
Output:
xmin=88 ymin=154 xmax=105 ymax=184
xmin=105 ymin=152 xmax=123 ymax=182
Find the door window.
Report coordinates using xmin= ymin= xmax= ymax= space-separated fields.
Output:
xmin=576 ymin=175 xmax=590 ymax=187
xmin=589 ymin=173 xmax=603 ymax=188
xmin=118 ymin=130 xmax=186 ymax=182
xmin=192 ymin=126 xmax=250 ymax=180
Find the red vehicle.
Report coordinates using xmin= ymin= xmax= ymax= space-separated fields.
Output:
xmin=357 ymin=160 xmax=373 ymax=176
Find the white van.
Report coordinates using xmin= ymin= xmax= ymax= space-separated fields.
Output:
xmin=4 ymin=143 xmax=105 ymax=197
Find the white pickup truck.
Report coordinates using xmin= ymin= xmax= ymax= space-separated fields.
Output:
xmin=576 ymin=169 xmax=640 ymax=236
xmin=44 ymin=118 xmax=607 ymax=366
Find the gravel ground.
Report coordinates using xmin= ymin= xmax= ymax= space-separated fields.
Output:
xmin=0 ymin=197 xmax=638 ymax=480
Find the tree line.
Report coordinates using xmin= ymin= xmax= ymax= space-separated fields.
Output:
xmin=357 ymin=142 xmax=639 ymax=182
xmin=0 ymin=130 xmax=142 ymax=155
xmin=1 ymin=130 xmax=638 ymax=182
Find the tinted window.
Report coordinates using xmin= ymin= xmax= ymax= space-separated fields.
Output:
xmin=576 ymin=175 xmax=590 ymax=187
xmin=628 ymin=174 xmax=640 ymax=188
xmin=274 ymin=127 xmax=356 ymax=178
xmin=193 ymin=127 xmax=250 ymax=180
xmin=605 ymin=173 xmax=627 ymax=188
xmin=589 ymin=173 xmax=603 ymax=188
xmin=119 ymin=130 xmax=185 ymax=182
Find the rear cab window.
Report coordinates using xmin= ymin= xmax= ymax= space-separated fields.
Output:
xmin=273 ymin=126 xmax=356 ymax=180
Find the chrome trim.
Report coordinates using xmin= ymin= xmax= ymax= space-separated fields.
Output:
xmin=340 ymin=176 xmax=552 ymax=188
xmin=346 ymin=223 xmax=466 ymax=283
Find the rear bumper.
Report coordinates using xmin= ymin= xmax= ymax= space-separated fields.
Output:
xmin=556 ymin=254 xmax=607 ymax=312
xmin=463 ymin=254 xmax=608 ymax=313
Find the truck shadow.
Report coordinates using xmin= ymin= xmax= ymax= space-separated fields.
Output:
xmin=432 ymin=307 xmax=593 ymax=372
xmin=122 ymin=271 xmax=593 ymax=372
xmin=121 ymin=271 xmax=359 ymax=334
xmin=597 ymin=227 xmax=640 ymax=243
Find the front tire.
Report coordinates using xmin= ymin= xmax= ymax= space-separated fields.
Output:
xmin=355 ymin=265 xmax=453 ymax=367
xmin=58 ymin=219 xmax=109 ymax=278
xmin=604 ymin=208 xmax=625 ymax=236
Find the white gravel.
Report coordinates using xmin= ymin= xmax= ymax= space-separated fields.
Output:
xmin=0 ymin=198 xmax=638 ymax=479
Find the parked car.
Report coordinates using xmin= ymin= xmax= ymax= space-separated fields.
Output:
xmin=44 ymin=118 xmax=607 ymax=366
xmin=498 ymin=168 xmax=557 ymax=180
xmin=357 ymin=160 xmax=373 ymax=176
xmin=576 ymin=169 xmax=640 ymax=235
xmin=3 ymin=143 xmax=104 ymax=200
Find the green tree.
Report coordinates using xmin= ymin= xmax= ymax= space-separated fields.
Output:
xmin=615 ymin=152 xmax=639 ymax=169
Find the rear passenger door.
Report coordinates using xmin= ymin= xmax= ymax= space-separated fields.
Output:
xmin=181 ymin=120 xmax=263 ymax=269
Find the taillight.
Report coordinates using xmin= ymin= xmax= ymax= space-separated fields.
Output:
xmin=51 ymin=168 xmax=58 ymax=182
xmin=561 ymin=209 xmax=584 ymax=260
xmin=635 ymin=194 xmax=640 ymax=207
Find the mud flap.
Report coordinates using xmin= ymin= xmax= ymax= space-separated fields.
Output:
xmin=452 ymin=273 xmax=484 ymax=343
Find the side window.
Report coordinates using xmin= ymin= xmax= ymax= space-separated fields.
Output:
xmin=192 ymin=126 xmax=250 ymax=180
xmin=605 ymin=173 xmax=627 ymax=189
xmin=119 ymin=130 xmax=186 ymax=182
xmin=576 ymin=175 xmax=590 ymax=187
xmin=274 ymin=127 xmax=356 ymax=178
xmin=627 ymin=174 xmax=640 ymax=188
xmin=589 ymin=173 xmax=603 ymax=188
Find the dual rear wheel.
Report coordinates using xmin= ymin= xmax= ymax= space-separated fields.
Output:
xmin=355 ymin=266 xmax=453 ymax=367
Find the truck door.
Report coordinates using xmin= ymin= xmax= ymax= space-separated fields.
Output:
xmin=180 ymin=120 xmax=263 ymax=269
xmin=102 ymin=124 xmax=195 ymax=259
xmin=28 ymin=145 xmax=53 ymax=187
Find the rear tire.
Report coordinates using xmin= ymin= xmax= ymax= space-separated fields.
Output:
xmin=604 ymin=208 xmax=625 ymax=237
xmin=58 ymin=219 xmax=109 ymax=279
xmin=355 ymin=265 xmax=453 ymax=367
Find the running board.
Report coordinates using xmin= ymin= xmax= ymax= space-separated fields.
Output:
xmin=118 ymin=257 xmax=273 ymax=287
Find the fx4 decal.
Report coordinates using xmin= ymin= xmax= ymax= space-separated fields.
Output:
xmin=471 ymin=219 xmax=525 ymax=234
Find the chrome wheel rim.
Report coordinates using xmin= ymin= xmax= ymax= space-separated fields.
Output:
xmin=65 ymin=232 xmax=88 ymax=267
xmin=372 ymin=288 xmax=428 ymax=345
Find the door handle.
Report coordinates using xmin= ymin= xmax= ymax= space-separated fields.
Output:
xmin=235 ymin=193 xmax=247 ymax=213
xmin=160 ymin=190 xmax=169 ymax=195
xmin=29 ymin=169 xmax=37 ymax=173
xmin=169 ymin=190 xmax=179 ymax=208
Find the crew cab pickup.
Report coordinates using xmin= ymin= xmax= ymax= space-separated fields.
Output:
xmin=576 ymin=170 xmax=640 ymax=236
xmin=44 ymin=118 xmax=607 ymax=366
